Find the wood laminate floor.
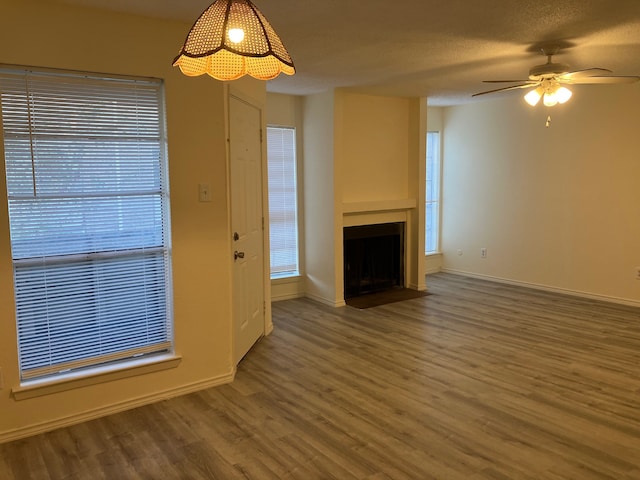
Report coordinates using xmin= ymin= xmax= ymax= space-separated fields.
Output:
xmin=1 ymin=273 xmax=639 ymax=479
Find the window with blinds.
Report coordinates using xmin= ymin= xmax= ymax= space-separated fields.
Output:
xmin=266 ymin=126 xmax=299 ymax=278
xmin=0 ymin=67 xmax=173 ymax=381
xmin=425 ymin=131 xmax=441 ymax=254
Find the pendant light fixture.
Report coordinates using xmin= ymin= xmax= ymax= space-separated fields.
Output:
xmin=173 ymin=0 xmax=295 ymax=81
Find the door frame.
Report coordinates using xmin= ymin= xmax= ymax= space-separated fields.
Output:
xmin=225 ymin=84 xmax=273 ymax=366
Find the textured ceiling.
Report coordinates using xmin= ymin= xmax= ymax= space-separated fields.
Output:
xmin=50 ymin=0 xmax=640 ymax=105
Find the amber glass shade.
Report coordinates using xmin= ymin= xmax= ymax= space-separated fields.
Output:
xmin=173 ymin=0 xmax=295 ymax=81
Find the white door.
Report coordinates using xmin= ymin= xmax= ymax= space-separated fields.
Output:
xmin=230 ymin=95 xmax=265 ymax=364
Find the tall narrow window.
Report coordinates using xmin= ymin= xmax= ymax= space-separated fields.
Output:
xmin=267 ymin=126 xmax=299 ymax=278
xmin=0 ymin=68 xmax=173 ymax=381
xmin=425 ymin=131 xmax=441 ymax=254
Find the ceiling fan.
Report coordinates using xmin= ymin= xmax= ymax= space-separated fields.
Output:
xmin=473 ymin=47 xmax=640 ymax=106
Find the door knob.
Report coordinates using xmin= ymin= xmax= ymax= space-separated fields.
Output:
xmin=234 ymin=251 xmax=245 ymax=260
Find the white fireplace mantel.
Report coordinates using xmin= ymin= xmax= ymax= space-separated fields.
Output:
xmin=342 ymin=199 xmax=416 ymax=215
xmin=342 ymin=199 xmax=416 ymax=227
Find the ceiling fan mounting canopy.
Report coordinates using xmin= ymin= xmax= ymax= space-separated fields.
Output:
xmin=528 ymin=47 xmax=570 ymax=79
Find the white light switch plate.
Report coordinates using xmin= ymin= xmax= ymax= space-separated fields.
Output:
xmin=198 ymin=183 xmax=212 ymax=202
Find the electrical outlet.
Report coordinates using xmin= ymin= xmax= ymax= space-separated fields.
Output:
xmin=481 ymin=248 xmax=487 ymax=258
xmin=457 ymin=249 xmax=463 ymax=256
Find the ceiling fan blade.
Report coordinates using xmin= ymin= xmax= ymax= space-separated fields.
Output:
xmin=565 ymin=75 xmax=640 ymax=84
xmin=482 ymin=80 xmax=536 ymax=84
xmin=472 ymin=83 xmax=536 ymax=97
xmin=558 ymin=68 xmax=612 ymax=80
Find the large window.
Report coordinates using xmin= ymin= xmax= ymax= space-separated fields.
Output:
xmin=0 ymin=68 xmax=173 ymax=381
xmin=267 ymin=126 xmax=299 ymax=278
xmin=425 ymin=131 xmax=441 ymax=254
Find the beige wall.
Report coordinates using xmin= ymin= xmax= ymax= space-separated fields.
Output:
xmin=441 ymin=85 xmax=640 ymax=305
xmin=339 ymin=93 xmax=410 ymax=203
xmin=302 ymin=91 xmax=339 ymax=305
xmin=267 ymin=93 xmax=301 ymax=127
xmin=0 ymin=0 xmax=259 ymax=441
xmin=427 ymin=107 xmax=444 ymax=131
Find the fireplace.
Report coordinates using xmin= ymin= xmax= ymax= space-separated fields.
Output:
xmin=343 ymin=222 xmax=404 ymax=298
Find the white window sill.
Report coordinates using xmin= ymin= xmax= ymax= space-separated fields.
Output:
xmin=425 ymin=252 xmax=442 ymax=257
xmin=271 ymin=274 xmax=303 ymax=285
xmin=12 ymin=353 xmax=182 ymax=401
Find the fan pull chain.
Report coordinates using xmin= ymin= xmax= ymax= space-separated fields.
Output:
xmin=545 ymin=115 xmax=551 ymax=128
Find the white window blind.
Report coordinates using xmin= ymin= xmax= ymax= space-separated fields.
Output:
xmin=425 ymin=131 xmax=441 ymax=254
xmin=267 ymin=126 xmax=299 ymax=278
xmin=0 ymin=68 xmax=173 ymax=381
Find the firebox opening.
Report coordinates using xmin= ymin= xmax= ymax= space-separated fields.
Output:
xmin=343 ymin=222 xmax=404 ymax=299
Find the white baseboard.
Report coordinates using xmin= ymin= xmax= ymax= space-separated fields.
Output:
xmin=406 ymin=281 xmax=428 ymax=291
xmin=271 ymin=292 xmax=305 ymax=302
xmin=0 ymin=371 xmax=235 ymax=444
xmin=304 ymin=291 xmax=346 ymax=308
xmin=440 ymin=269 xmax=640 ymax=308
xmin=265 ymin=320 xmax=274 ymax=336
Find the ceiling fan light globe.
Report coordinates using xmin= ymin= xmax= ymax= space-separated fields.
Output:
xmin=543 ymin=92 xmax=558 ymax=107
xmin=524 ymin=88 xmax=542 ymax=106
xmin=556 ymin=86 xmax=572 ymax=104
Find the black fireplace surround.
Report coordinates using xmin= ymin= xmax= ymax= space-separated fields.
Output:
xmin=343 ymin=222 xmax=404 ymax=298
